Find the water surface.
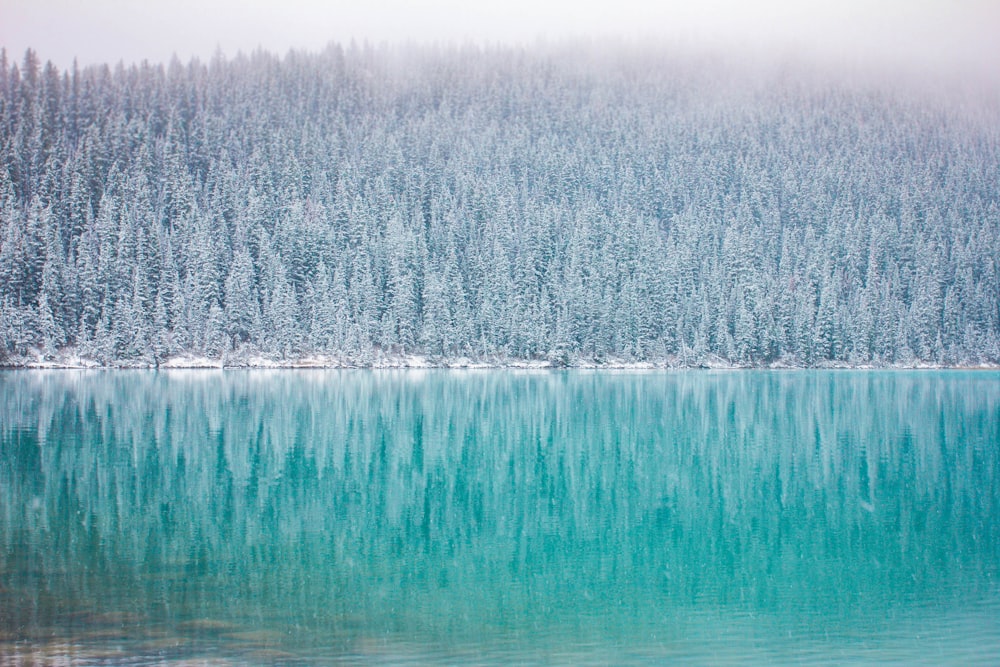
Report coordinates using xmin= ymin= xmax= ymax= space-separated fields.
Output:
xmin=1 ymin=370 xmax=999 ymax=664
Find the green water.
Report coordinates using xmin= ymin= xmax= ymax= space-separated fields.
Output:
xmin=1 ymin=370 xmax=998 ymax=665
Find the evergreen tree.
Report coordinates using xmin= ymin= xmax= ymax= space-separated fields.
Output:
xmin=224 ymin=244 xmax=259 ymax=349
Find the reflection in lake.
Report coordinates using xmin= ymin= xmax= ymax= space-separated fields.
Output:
xmin=1 ymin=370 xmax=999 ymax=664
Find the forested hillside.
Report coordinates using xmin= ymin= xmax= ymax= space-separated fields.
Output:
xmin=1 ymin=44 xmax=998 ymax=366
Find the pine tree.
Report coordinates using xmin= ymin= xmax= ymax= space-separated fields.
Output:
xmin=224 ymin=244 xmax=260 ymax=349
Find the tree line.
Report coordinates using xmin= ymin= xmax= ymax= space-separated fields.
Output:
xmin=1 ymin=44 xmax=998 ymax=366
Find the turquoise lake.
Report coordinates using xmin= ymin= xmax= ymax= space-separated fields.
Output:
xmin=1 ymin=370 xmax=999 ymax=665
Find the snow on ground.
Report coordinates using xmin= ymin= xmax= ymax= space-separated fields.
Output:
xmin=3 ymin=347 xmax=998 ymax=371
xmin=159 ymin=355 xmax=223 ymax=369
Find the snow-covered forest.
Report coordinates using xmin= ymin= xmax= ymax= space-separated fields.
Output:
xmin=1 ymin=44 xmax=998 ymax=367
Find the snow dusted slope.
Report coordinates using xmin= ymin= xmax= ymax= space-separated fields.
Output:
xmin=1 ymin=45 xmax=998 ymax=368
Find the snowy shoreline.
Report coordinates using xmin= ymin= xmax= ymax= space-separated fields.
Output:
xmin=3 ymin=349 xmax=997 ymax=371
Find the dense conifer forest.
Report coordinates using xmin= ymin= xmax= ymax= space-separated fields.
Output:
xmin=0 ymin=44 xmax=998 ymax=367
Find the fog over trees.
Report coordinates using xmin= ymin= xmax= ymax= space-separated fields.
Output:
xmin=0 ymin=44 xmax=997 ymax=366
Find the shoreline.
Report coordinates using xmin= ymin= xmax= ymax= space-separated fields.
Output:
xmin=2 ymin=349 xmax=998 ymax=371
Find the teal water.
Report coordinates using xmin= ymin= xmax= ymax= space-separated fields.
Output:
xmin=1 ymin=370 xmax=999 ymax=665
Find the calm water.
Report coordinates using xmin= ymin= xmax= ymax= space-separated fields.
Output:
xmin=1 ymin=370 xmax=999 ymax=665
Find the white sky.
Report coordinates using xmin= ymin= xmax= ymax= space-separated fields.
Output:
xmin=1 ymin=0 xmax=999 ymax=82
